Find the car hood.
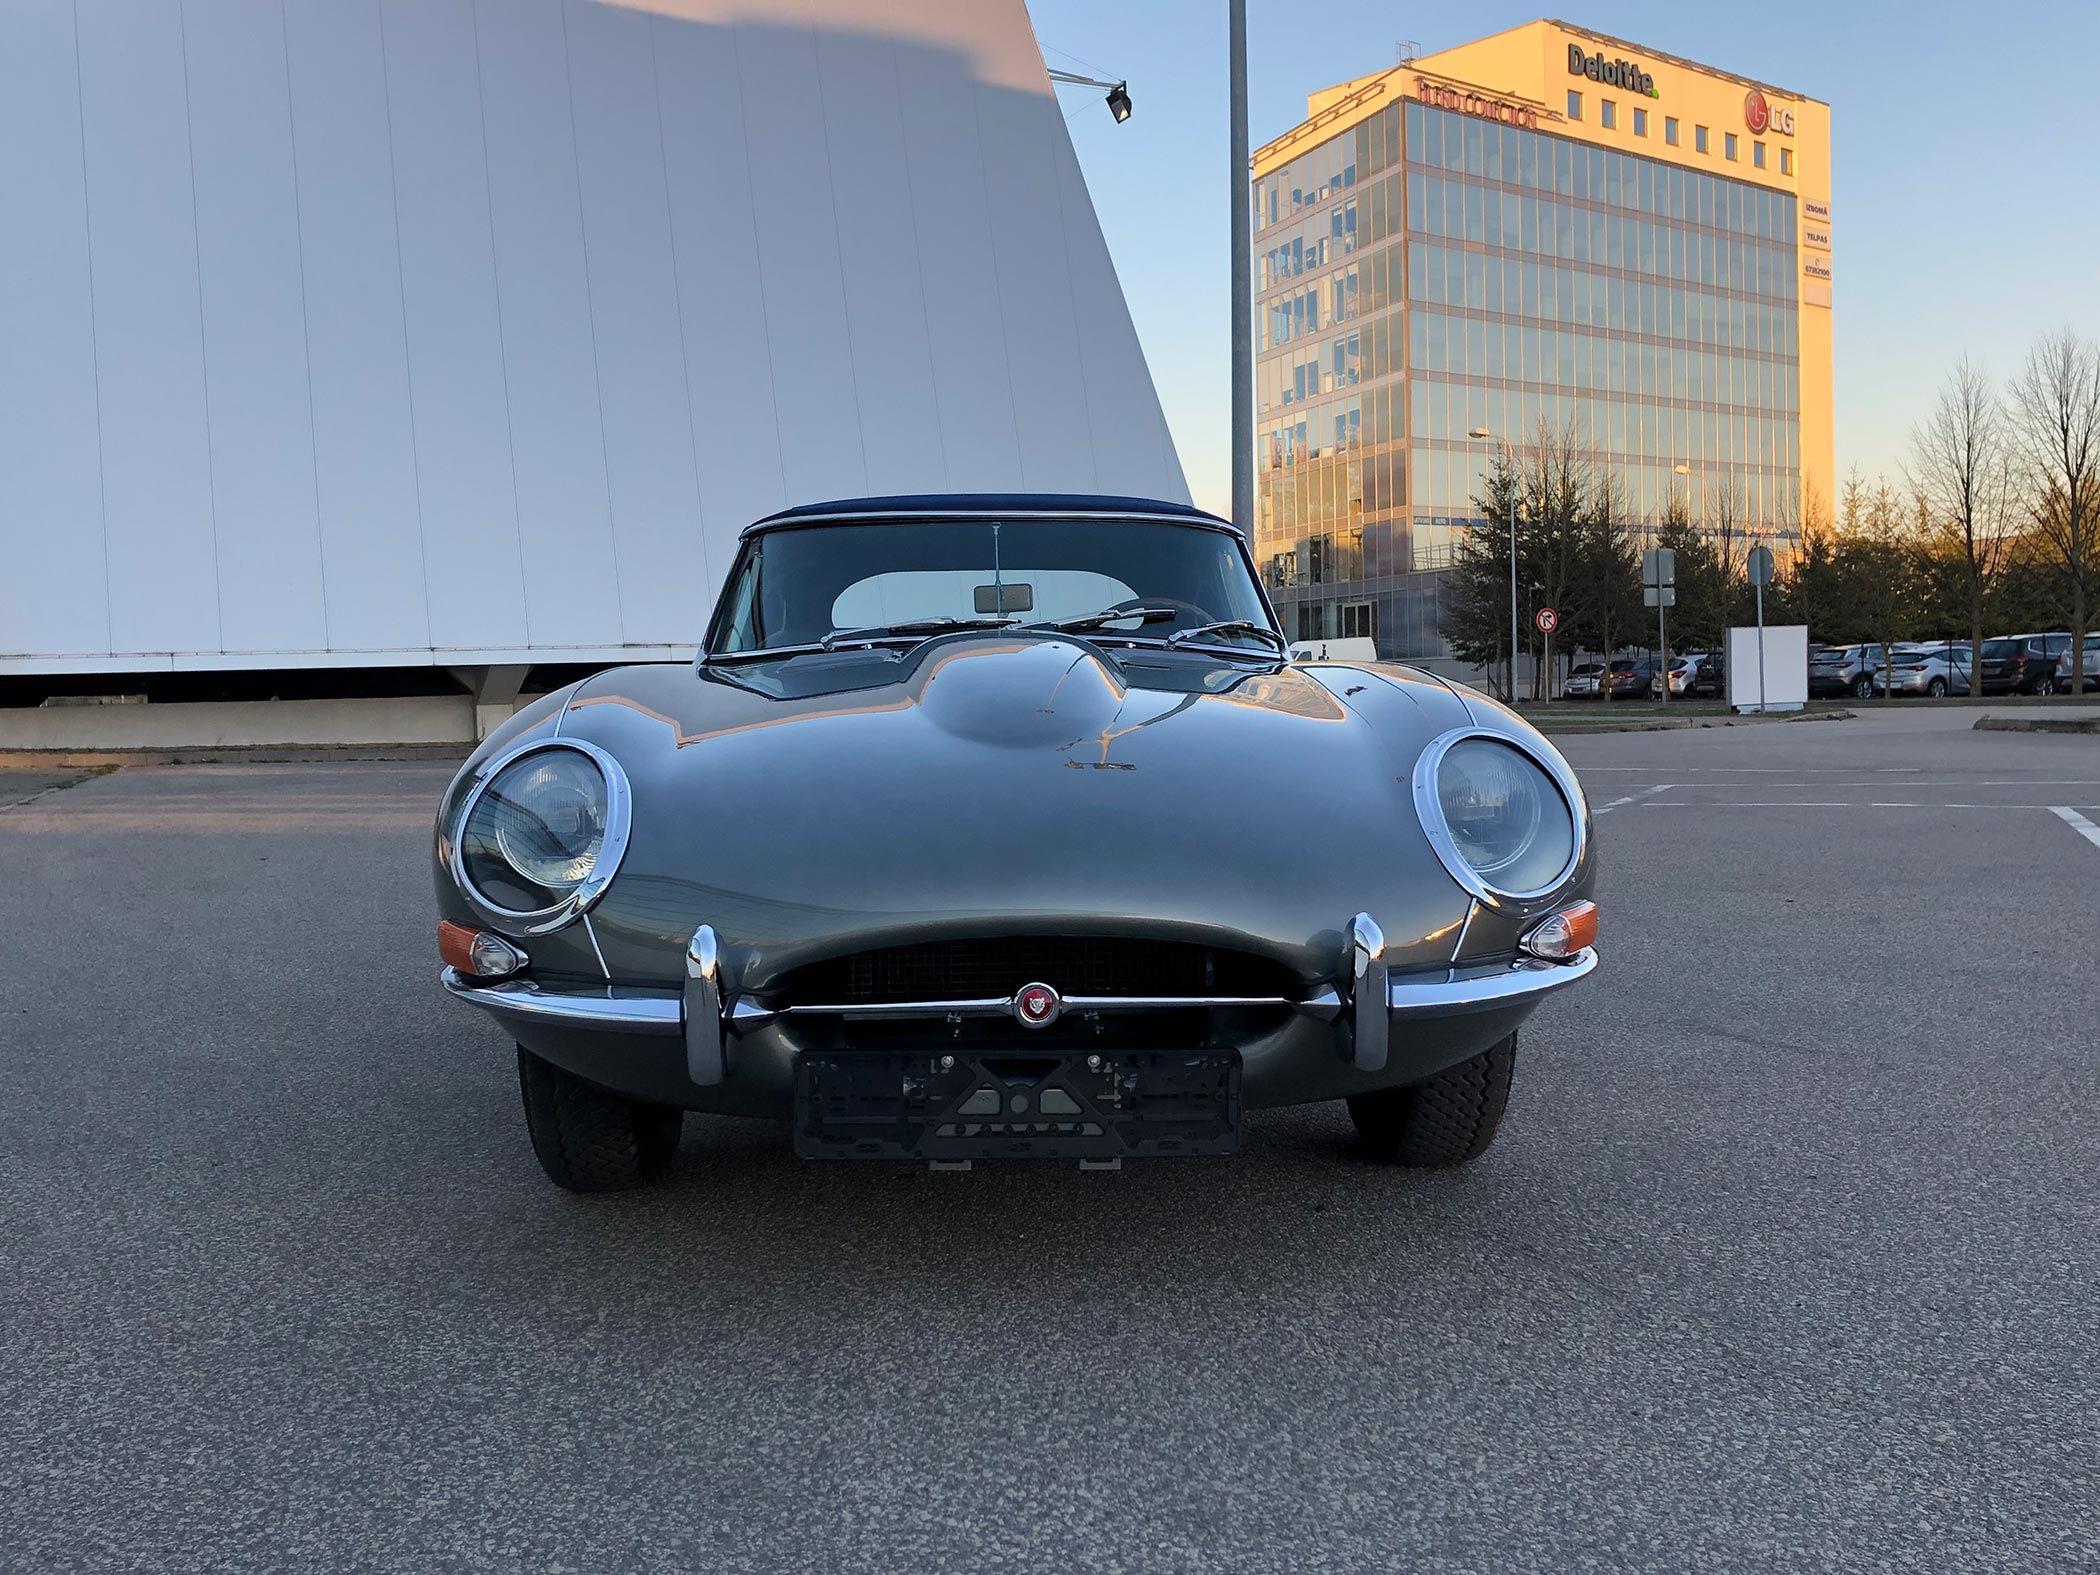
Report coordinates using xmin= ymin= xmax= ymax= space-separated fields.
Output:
xmin=509 ymin=634 xmax=1500 ymax=988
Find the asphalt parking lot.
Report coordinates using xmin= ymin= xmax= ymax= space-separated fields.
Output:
xmin=4 ymin=709 xmax=2098 ymax=1574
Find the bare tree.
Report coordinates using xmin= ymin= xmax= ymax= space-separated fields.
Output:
xmin=2010 ymin=330 xmax=2100 ymax=692
xmin=1907 ymin=358 xmax=2014 ymax=692
xmin=1706 ymin=471 xmax=1748 ymax=632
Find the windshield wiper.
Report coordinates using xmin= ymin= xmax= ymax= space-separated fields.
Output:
xmin=819 ymin=616 xmax=1013 ymax=651
xmin=1166 ymin=620 xmax=1287 ymax=654
xmin=1023 ymin=605 xmax=1183 ymax=637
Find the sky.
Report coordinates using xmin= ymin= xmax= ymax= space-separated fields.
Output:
xmin=1027 ymin=0 xmax=2100 ymax=519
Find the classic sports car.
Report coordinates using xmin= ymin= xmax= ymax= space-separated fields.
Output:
xmin=435 ymin=495 xmax=1598 ymax=1189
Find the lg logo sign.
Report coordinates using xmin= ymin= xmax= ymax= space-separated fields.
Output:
xmin=1744 ymin=89 xmax=1795 ymax=137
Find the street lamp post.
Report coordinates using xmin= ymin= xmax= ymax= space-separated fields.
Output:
xmin=1470 ymin=427 xmax=1519 ymax=702
xmin=1228 ymin=0 xmax=1252 ymax=536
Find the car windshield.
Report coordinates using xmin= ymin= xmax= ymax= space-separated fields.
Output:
xmin=708 ymin=517 xmax=1275 ymax=657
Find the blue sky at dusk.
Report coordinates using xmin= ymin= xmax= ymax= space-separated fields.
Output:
xmin=1029 ymin=0 xmax=2100 ymax=518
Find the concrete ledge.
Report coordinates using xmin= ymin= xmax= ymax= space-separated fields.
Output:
xmin=0 ymin=696 xmax=480 ymax=752
xmin=1974 ymin=714 xmax=2100 ymax=735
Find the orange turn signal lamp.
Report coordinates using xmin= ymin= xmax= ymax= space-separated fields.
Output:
xmin=1520 ymin=900 xmax=1597 ymax=963
xmin=439 ymin=921 xmax=528 ymax=981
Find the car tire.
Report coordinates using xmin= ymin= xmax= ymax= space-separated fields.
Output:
xmin=2035 ymin=674 xmax=2058 ymax=696
xmin=1850 ymin=675 xmax=1873 ymax=699
xmin=1347 ymin=1032 xmax=1515 ymax=1167
xmin=1926 ymin=677 xmax=1948 ymax=698
xmin=516 ymin=1046 xmax=683 ymax=1192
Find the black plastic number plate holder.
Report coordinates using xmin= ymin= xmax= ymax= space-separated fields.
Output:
xmin=794 ymin=1047 xmax=1241 ymax=1162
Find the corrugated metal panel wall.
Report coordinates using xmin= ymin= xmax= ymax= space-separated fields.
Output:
xmin=0 ymin=0 xmax=1185 ymax=674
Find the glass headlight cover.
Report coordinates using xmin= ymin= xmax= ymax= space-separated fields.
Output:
xmin=453 ymin=742 xmax=627 ymax=925
xmin=1426 ymin=735 xmax=1578 ymax=898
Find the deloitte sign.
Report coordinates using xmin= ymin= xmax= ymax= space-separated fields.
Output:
xmin=1568 ymin=44 xmax=1657 ymax=98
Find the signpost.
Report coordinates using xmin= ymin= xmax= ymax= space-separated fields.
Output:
xmin=1642 ymin=548 xmax=1676 ymax=705
xmin=1746 ymin=544 xmax=1776 ymax=714
xmin=1535 ymin=607 xmax=1558 ymax=698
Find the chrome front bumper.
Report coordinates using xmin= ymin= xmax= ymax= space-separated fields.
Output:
xmin=442 ymin=918 xmax=1598 ymax=1091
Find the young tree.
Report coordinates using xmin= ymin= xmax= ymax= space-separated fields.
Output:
xmin=2010 ymin=330 xmax=2100 ymax=692
xmin=1653 ymin=491 xmax=1729 ymax=652
xmin=1704 ymin=471 xmax=1750 ymax=634
xmin=1440 ymin=450 xmax=1524 ymax=697
xmin=1519 ymin=421 xmax=1589 ymax=698
xmin=1574 ymin=472 xmax=1641 ymax=701
xmin=1907 ymin=358 xmax=2013 ymax=693
xmin=1853 ymin=477 xmax=1929 ymax=698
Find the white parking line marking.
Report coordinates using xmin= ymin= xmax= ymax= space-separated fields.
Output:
xmin=1594 ymin=785 xmax=1674 ymax=815
xmin=2050 ymin=807 xmax=2100 ymax=853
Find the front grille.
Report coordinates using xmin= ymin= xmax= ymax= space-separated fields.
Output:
xmin=780 ymin=936 xmax=1296 ymax=1006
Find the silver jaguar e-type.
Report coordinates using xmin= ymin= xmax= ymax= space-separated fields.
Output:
xmin=435 ymin=494 xmax=1598 ymax=1189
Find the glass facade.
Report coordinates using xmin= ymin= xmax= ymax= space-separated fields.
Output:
xmin=1253 ymin=95 xmax=1803 ymax=659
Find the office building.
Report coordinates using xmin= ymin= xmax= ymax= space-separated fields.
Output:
xmin=1252 ymin=19 xmax=1832 ymax=662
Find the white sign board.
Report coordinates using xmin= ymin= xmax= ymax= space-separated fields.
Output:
xmin=1726 ymin=624 xmax=1809 ymax=713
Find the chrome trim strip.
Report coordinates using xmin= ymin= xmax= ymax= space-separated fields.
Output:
xmin=440 ymin=968 xmax=680 ymax=1034
xmin=757 ymin=991 xmax=1304 ymax=1021
xmin=1350 ymin=912 xmax=1389 ymax=1073
xmin=581 ymin=913 xmax=612 ymax=981
xmin=441 ymin=737 xmax=633 ymax=938
xmin=1386 ymin=947 xmax=1599 ymax=1016
xmin=742 ymin=508 xmax=1241 ymax=538
xmin=684 ymin=925 xmax=725 ymax=1087
xmin=1449 ymin=898 xmax=1479 ymax=964
xmin=1410 ymin=726 xmax=1589 ymax=911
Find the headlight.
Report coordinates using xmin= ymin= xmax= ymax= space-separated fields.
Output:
xmin=1413 ymin=729 xmax=1581 ymax=902
xmin=448 ymin=739 xmax=631 ymax=933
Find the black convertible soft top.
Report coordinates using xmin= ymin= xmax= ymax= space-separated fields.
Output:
xmin=747 ymin=493 xmax=1234 ymax=535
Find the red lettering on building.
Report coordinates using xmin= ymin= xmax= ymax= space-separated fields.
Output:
xmin=1414 ymin=78 xmax=1538 ymax=131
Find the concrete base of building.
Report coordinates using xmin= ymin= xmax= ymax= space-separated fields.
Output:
xmin=0 ymin=695 xmax=503 ymax=752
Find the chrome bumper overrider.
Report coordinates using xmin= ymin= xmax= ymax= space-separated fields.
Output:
xmin=441 ymin=922 xmax=1599 ymax=1087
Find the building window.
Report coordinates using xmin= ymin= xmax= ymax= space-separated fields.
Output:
xmin=1664 ymin=117 xmax=1679 ymax=145
xmin=1753 ymin=141 xmax=1766 ymax=168
xmin=1780 ymin=147 xmax=1793 ymax=175
xmin=1724 ymin=132 xmax=1738 ymax=160
xmin=1341 ymin=601 xmax=1376 ymax=640
xmin=1566 ymin=90 xmax=1581 ymax=121
xmin=1694 ymin=125 xmax=1708 ymax=153
xmin=1633 ymin=107 xmax=1647 ymax=137
xmin=1600 ymin=99 xmax=1616 ymax=130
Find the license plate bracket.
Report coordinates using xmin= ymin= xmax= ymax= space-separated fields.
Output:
xmin=794 ymin=1047 xmax=1241 ymax=1162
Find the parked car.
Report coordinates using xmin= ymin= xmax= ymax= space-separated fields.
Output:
xmin=1562 ymin=662 xmax=1606 ymax=700
xmin=1652 ymin=652 xmax=1725 ymax=699
xmin=434 ymin=494 xmax=1600 ymax=1187
xmin=1877 ymin=641 xmax=1972 ymax=697
xmin=1808 ymin=643 xmax=1885 ymax=699
xmin=2053 ymin=634 xmax=2100 ymax=693
xmin=1980 ymin=632 xmax=2075 ymax=695
xmin=1605 ymin=659 xmax=1660 ymax=700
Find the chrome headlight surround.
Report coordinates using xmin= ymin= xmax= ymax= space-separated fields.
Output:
xmin=442 ymin=737 xmax=632 ymax=936
xmin=1410 ymin=726 xmax=1586 ymax=908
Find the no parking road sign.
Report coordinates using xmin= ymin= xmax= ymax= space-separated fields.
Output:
xmin=1535 ymin=607 xmax=1559 ymax=635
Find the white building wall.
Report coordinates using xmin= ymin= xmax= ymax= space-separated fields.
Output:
xmin=0 ymin=0 xmax=1186 ymax=676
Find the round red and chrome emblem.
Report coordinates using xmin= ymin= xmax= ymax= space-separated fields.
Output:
xmin=1743 ymin=89 xmax=1770 ymax=135
xmin=1014 ymin=982 xmax=1062 ymax=1028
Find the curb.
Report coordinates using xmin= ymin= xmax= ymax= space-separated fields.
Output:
xmin=0 ymin=743 xmax=473 ymax=769
xmin=1973 ymin=715 xmax=2100 ymax=735
xmin=1533 ymin=709 xmax=1853 ymax=735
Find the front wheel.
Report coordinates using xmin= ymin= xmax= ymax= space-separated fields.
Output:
xmin=1851 ymin=675 xmax=1874 ymax=699
xmin=517 ymin=1046 xmax=683 ymax=1192
xmin=1347 ymin=1033 xmax=1516 ymax=1167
